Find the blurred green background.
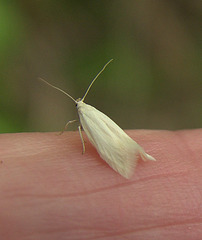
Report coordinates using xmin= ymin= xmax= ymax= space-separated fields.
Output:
xmin=0 ymin=1 xmax=201 ymax=133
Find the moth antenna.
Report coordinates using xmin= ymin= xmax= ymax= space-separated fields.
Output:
xmin=81 ymin=59 xmax=113 ymax=101
xmin=39 ymin=78 xmax=76 ymax=103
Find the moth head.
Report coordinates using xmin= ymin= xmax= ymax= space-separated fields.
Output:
xmin=76 ymin=100 xmax=86 ymax=110
xmin=75 ymin=98 xmax=82 ymax=107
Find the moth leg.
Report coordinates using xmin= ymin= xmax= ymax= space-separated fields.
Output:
xmin=58 ymin=119 xmax=77 ymax=135
xmin=78 ymin=125 xmax=85 ymax=154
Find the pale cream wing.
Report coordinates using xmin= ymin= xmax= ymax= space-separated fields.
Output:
xmin=77 ymin=102 xmax=142 ymax=178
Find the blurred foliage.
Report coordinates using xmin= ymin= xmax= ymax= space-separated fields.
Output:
xmin=0 ymin=0 xmax=201 ymax=133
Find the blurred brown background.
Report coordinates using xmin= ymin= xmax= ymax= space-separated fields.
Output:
xmin=0 ymin=1 xmax=201 ymax=133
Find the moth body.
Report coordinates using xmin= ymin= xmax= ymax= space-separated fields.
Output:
xmin=77 ymin=101 xmax=155 ymax=179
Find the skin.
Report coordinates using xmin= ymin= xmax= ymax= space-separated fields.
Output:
xmin=0 ymin=129 xmax=201 ymax=240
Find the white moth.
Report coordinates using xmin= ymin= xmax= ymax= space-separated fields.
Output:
xmin=40 ymin=59 xmax=156 ymax=179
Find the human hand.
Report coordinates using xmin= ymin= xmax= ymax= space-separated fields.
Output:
xmin=0 ymin=129 xmax=201 ymax=240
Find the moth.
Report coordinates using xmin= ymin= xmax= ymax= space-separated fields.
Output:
xmin=40 ymin=60 xmax=156 ymax=178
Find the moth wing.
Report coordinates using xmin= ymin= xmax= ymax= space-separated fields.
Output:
xmin=78 ymin=103 xmax=142 ymax=178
